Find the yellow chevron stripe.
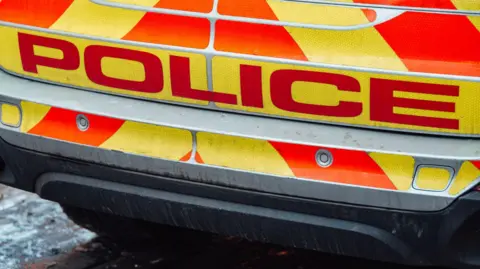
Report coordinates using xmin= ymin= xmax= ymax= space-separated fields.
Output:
xmin=268 ymin=0 xmax=367 ymax=26
xmin=269 ymin=0 xmax=408 ymax=70
xmin=451 ymin=0 xmax=480 ymax=31
xmin=196 ymin=132 xmax=294 ymax=176
xmin=467 ymin=16 xmax=480 ymax=31
xmin=449 ymin=161 xmax=480 ymax=195
xmin=50 ymin=0 xmax=158 ymax=38
xmin=100 ymin=121 xmax=192 ymax=160
xmin=369 ymin=152 xmax=415 ymax=191
xmin=19 ymin=101 xmax=51 ymax=133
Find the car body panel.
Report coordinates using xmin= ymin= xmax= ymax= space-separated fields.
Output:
xmin=1 ymin=71 xmax=480 ymax=211
xmin=0 ymin=2 xmax=480 ymax=265
xmin=0 ymin=0 xmax=479 ymax=137
xmin=0 ymin=62 xmax=480 ymax=269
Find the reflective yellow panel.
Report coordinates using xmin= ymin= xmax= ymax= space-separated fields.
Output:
xmin=415 ymin=166 xmax=451 ymax=191
xmin=1 ymin=103 xmax=21 ymax=127
xmin=449 ymin=161 xmax=480 ymax=195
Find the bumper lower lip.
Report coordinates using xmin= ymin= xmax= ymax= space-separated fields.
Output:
xmin=36 ymin=172 xmax=420 ymax=265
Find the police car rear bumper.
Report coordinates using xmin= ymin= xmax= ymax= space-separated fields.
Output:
xmin=1 ymin=69 xmax=480 ymax=267
xmin=0 ymin=134 xmax=480 ymax=268
xmin=1 ymin=69 xmax=480 ymax=212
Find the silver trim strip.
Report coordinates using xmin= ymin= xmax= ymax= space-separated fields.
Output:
xmin=91 ymin=0 xmax=406 ymax=31
xmin=0 ymin=70 xmax=479 ymax=160
xmin=284 ymin=0 xmax=480 ymax=16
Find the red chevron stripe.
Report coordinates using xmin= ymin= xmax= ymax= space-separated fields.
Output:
xmin=355 ymin=0 xmax=480 ymax=76
xmin=472 ymin=161 xmax=480 ymax=170
xmin=269 ymin=141 xmax=397 ymax=189
xmin=356 ymin=0 xmax=456 ymax=9
xmin=28 ymin=108 xmax=125 ymax=147
xmin=123 ymin=0 xmax=211 ymax=48
xmin=215 ymin=0 xmax=307 ymax=60
xmin=0 ymin=0 xmax=74 ymax=28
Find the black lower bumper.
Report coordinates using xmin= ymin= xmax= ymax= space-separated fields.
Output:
xmin=1 ymin=137 xmax=480 ymax=268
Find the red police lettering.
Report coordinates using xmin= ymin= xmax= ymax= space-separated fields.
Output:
xmin=170 ymin=56 xmax=237 ymax=104
xmin=18 ymin=33 xmax=462 ymax=131
xmin=84 ymin=45 xmax=163 ymax=93
xmin=240 ymin=64 xmax=264 ymax=108
xmin=270 ymin=69 xmax=362 ymax=117
xmin=370 ymin=78 xmax=459 ymax=129
xmin=19 ymin=33 xmax=80 ymax=73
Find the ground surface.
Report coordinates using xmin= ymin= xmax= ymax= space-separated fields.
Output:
xmin=0 ymin=184 xmax=435 ymax=269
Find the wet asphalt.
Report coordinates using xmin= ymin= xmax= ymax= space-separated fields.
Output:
xmin=0 ymin=184 xmax=439 ymax=269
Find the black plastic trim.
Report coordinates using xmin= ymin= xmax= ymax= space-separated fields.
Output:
xmin=37 ymin=173 xmax=415 ymax=264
